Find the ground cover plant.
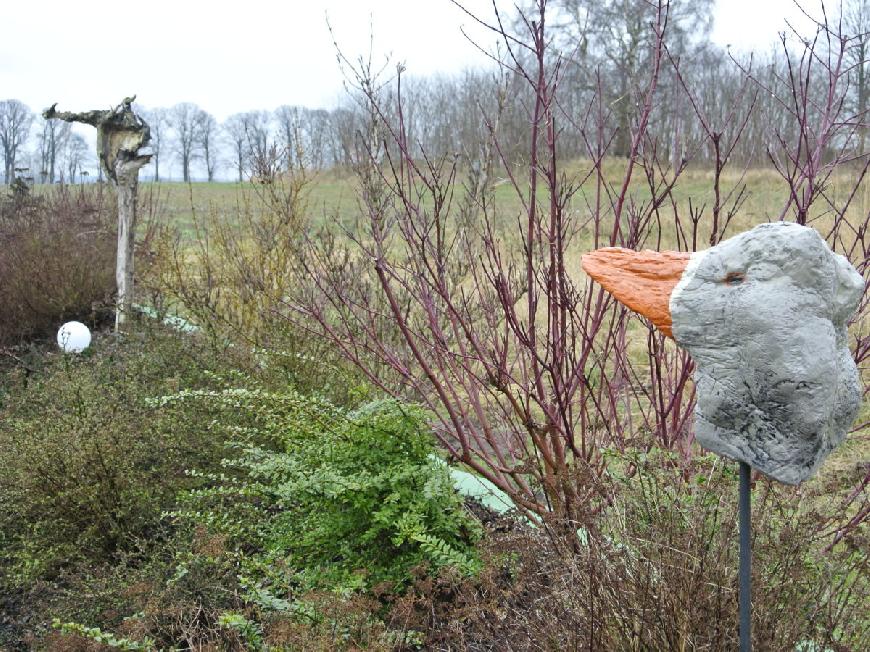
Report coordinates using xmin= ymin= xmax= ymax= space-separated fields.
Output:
xmin=0 ymin=325 xmax=245 ymax=639
xmin=0 ymin=324 xmax=483 ymax=650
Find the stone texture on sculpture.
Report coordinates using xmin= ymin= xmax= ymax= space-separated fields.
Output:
xmin=669 ymin=223 xmax=862 ymax=484
xmin=582 ymin=222 xmax=864 ymax=484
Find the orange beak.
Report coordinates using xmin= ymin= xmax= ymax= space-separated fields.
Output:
xmin=581 ymin=248 xmax=692 ymax=338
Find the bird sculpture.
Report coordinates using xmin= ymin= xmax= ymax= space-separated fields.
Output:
xmin=582 ymin=222 xmax=864 ymax=484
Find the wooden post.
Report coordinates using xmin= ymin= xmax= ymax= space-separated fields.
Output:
xmin=43 ymin=98 xmax=151 ymax=331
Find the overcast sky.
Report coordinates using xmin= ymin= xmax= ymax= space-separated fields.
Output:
xmin=2 ymin=0 xmax=817 ymax=120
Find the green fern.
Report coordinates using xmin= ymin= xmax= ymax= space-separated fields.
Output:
xmin=165 ymin=389 xmax=481 ymax=594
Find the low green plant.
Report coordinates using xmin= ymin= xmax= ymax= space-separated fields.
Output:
xmin=166 ymin=391 xmax=481 ymax=595
xmin=0 ymin=324 xmax=241 ymax=587
xmin=20 ymin=385 xmax=481 ymax=650
xmin=51 ymin=620 xmax=155 ymax=651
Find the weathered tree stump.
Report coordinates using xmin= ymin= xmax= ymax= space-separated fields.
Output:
xmin=43 ymin=97 xmax=152 ymax=331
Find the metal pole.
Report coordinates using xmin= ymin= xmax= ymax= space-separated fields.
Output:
xmin=739 ymin=460 xmax=752 ymax=652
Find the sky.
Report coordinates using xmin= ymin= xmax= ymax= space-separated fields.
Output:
xmin=1 ymin=0 xmax=819 ymax=120
xmin=0 ymin=0 xmax=820 ymax=179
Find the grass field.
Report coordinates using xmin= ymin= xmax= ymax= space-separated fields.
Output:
xmin=135 ymin=161 xmax=870 ymax=250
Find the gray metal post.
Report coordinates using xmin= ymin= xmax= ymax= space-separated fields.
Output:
xmin=739 ymin=460 xmax=752 ymax=651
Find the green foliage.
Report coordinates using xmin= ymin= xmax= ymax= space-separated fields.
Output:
xmin=51 ymin=620 xmax=155 ymax=650
xmin=0 ymin=322 xmax=472 ymax=649
xmin=0 ymin=324 xmax=241 ymax=586
xmin=217 ymin=612 xmax=266 ymax=651
xmin=168 ymin=392 xmax=481 ymax=594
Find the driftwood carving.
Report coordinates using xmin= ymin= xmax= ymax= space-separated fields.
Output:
xmin=43 ymin=97 xmax=152 ymax=330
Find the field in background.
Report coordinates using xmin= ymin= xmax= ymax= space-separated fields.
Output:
xmin=8 ymin=165 xmax=869 ymax=469
xmin=143 ymin=162 xmax=870 ymax=240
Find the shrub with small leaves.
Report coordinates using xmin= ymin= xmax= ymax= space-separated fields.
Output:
xmin=0 ymin=324 xmax=244 ymax=587
xmin=167 ymin=391 xmax=481 ymax=596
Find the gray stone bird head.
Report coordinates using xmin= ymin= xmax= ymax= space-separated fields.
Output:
xmin=583 ymin=223 xmax=864 ymax=484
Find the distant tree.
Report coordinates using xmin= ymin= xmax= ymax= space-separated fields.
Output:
xmin=556 ymin=0 xmax=714 ymax=156
xmin=302 ymin=108 xmax=331 ymax=169
xmin=275 ymin=104 xmax=302 ymax=169
xmin=169 ymin=102 xmax=199 ymax=182
xmin=224 ymin=113 xmax=248 ymax=182
xmin=242 ymin=110 xmax=272 ymax=173
xmin=223 ymin=110 xmax=272 ymax=181
xmin=36 ymin=116 xmax=71 ymax=183
xmin=0 ymin=99 xmax=34 ymax=184
xmin=64 ymin=132 xmax=90 ymax=183
xmin=841 ymin=0 xmax=870 ymax=153
xmin=194 ymin=109 xmax=219 ymax=181
xmin=141 ymin=107 xmax=169 ymax=181
xmin=327 ymin=107 xmax=359 ymax=168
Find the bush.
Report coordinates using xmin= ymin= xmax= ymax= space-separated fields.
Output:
xmin=404 ymin=451 xmax=870 ymax=651
xmin=0 ymin=331 xmax=480 ymax=650
xmin=107 ymin=391 xmax=480 ymax=650
xmin=0 ymin=324 xmax=240 ymax=587
xmin=166 ymin=392 xmax=481 ymax=594
xmin=0 ymin=184 xmax=117 ymax=345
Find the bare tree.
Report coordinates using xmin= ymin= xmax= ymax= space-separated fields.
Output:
xmin=36 ymin=116 xmax=71 ymax=183
xmin=169 ymin=102 xmax=199 ymax=182
xmin=0 ymin=99 xmax=34 ymax=184
xmin=242 ymin=110 xmax=272 ymax=172
xmin=141 ymin=107 xmax=169 ymax=181
xmin=223 ymin=113 xmax=248 ymax=182
xmin=275 ymin=105 xmax=302 ymax=169
xmin=841 ymin=0 xmax=870 ymax=153
xmin=222 ymin=110 xmax=272 ymax=181
xmin=63 ymin=132 xmax=90 ymax=183
xmin=556 ymin=0 xmax=713 ymax=156
xmin=293 ymin=0 xmax=681 ymax=524
xmin=327 ymin=106 xmax=360 ymax=167
xmin=194 ymin=108 xmax=219 ymax=181
xmin=301 ymin=108 xmax=332 ymax=169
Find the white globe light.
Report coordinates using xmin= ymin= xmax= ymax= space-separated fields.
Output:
xmin=57 ymin=321 xmax=92 ymax=353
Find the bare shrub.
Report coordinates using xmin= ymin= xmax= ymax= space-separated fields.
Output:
xmin=288 ymin=0 xmax=869 ymax=540
xmin=157 ymin=168 xmax=308 ymax=346
xmin=0 ymin=184 xmax=116 ymax=345
xmin=394 ymin=454 xmax=868 ymax=651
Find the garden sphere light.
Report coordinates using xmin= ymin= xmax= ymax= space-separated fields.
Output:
xmin=57 ymin=321 xmax=92 ymax=353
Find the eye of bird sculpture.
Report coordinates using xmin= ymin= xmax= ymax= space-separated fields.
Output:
xmin=582 ymin=222 xmax=864 ymax=484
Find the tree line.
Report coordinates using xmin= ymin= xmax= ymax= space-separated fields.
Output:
xmin=2 ymin=0 xmax=869 ymax=185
